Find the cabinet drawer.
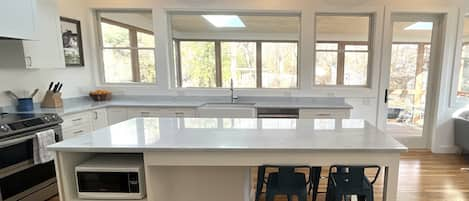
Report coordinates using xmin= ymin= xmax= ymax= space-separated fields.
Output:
xmin=62 ymin=124 xmax=92 ymax=140
xmin=128 ymin=107 xmax=196 ymax=118
xmin=62 ymin=112 xmax=91 ymax=129
xmin=299 ymin=109 xmax=351 ymax=118
xmin=159 ymin=108 xmax=196 ymax=117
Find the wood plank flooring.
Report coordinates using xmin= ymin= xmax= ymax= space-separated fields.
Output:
xmin=47 ymin=150 xmax=469 ymax=201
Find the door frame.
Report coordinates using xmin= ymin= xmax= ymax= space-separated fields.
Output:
xmin=377 ymin=11 xmax=444 ymax=148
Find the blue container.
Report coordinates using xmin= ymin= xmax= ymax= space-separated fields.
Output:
xmin=17 ymin=98 xmax=34 ymax=112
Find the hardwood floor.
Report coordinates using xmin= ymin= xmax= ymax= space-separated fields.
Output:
xmin=47 ymin=150 xmax=469 ymax=201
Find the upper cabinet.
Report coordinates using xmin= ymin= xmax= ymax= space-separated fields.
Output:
xmin=0 ymin=0 xmax=37 ymax=40
xmin=0 ymin=0 xmax=66 ymax=69
xmin=23 ymin=0 xmax=65 ymax=68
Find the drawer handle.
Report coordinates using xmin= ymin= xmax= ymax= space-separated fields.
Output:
xmin=73 ymin=130 xmax=84 ymax=134
xmin=175 ymin=112 xmax=184 ymax=115
xmin=317 ymin=113 xmax=332 ymax=116
xmin=72 ymin=118 xmax=83 ymax=122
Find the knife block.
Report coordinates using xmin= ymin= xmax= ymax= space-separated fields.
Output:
xmin=41 ymin=91 xmax=63 ymax=108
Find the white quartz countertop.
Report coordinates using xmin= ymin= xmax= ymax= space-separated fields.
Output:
xmin=2 ymin=96 xmax=353 ymax=115
xmin=48 ymin=117 xmax=407 ymax=153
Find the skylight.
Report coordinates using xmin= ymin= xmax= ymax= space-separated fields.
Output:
xmin=202 ymin=15 xmax=246 ymax=28
xmin=404 ymin=22 xmax=433 ymax=30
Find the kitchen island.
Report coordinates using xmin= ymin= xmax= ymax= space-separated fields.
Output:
xmin=48 ymin=117 xmax=407 ymax=201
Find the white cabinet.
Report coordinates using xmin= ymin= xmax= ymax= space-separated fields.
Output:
xmin=90 ymin=108 xmax=108 ymax=130
xmin=127 ymin=107 xmax=196 ymax=118
xmin=61 ymin=109 xmax=109 ymax=139
xmin=299 ymin=109 xmax=351 ymax=119
xmin=0 ymin=0 xmax=36 ymax=40
xmin=61 ymin=112 xmax=93 ymax=140
xmin=22 ymin=0 xmax=65 ymax=69
xmin=107 ymin=107 xmax=129 ymax=125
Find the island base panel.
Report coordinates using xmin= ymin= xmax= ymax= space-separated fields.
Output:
xmin=146 ymin=166 xmax=251 ymax=201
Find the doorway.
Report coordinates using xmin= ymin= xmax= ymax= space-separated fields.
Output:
xmin=379 ymin=13 xmax=443 ymax=148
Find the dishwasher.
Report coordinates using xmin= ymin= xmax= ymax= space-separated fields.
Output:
xmin=256 ymin=108 xmax=299 ymax=119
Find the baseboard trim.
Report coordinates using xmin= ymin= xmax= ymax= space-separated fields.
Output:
xmin=432 ymin=145 xmax=460 ymax=153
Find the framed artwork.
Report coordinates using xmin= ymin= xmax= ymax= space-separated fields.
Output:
xmin=60 ymin=17 xmax=84 ymax=67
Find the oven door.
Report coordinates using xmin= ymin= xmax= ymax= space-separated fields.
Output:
xmin=0 ymin=125 xmax=62 ymax=201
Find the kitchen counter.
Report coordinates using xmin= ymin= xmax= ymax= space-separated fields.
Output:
xmin=50 ymin=117 xmax=405 ymax=201
xmin=1 ymin=95 xmax=353 ymax=115
xmin=48 ymin=117 xmax=406 ymax=153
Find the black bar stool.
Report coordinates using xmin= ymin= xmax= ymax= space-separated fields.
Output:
xmin=255 ymin=165 xmax=322 ymax=201
xmin=325 ymin=165 xmax=381 ymax=201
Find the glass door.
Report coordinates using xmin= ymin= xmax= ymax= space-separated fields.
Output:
xmin=380 ymin=14 xmax=441 ymax=148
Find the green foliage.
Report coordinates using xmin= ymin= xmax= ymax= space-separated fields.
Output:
xmin=180 ymin=41 xmax=216 ymax=87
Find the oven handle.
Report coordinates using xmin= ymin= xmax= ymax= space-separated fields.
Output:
xmin=0 ymin=134 xmax=36 ymax=148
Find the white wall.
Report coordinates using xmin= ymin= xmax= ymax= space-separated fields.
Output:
xmin=0 ymin=0 xmax=96 ymax=107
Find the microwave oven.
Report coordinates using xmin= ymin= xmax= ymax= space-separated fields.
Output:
xmin=75 ymin=154 xmax=146 ymax=200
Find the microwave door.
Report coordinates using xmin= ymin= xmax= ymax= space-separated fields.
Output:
xmin=77 ymin=172 xmax=136 ymax=193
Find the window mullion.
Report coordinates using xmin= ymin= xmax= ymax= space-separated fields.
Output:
xmin=215 ymin=41 xmax=222 ymax=87
xmin=256 ymin=42 xmax=262 ymax=88
xmin=130 ymin=29 xmax=140 ymax=82
xmin=337 ymin=42 xmax=345 ymax=85
xmin=175 ymin=40 xmax=182 ymax=88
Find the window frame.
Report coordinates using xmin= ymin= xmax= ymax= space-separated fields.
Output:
xmin=313 ymin=13 xmax=374 ymax=88
xmin=315 ymin=41 xmax=369 ymax=86
xmin=457 ymin=42 xmax=469 ymax=97
xmin=173 ymin=39 xmax=299 ymax=89
xmin=96 ymin=11 xmax=156 ymax=84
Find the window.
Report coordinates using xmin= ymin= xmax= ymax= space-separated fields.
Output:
xmin=315 ymin=14 xmax=372 ymax=86
xmin=261 ymin=42 xmax=298 ymax=88
xmin=97 ymin=11 xmax=156 ymax=84
xmin=458 ymin=15 xmax=469 ymax=97
xmin=221 ymin=42 xmax=257 ymax=88
xmin=179 ymin=41 xmax=216 ymax=87
xmin=170 ymin=13 xmax=300 ymax=88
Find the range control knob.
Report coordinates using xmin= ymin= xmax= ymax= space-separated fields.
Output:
xmin=43 ymin=116 xmax=51 ymax=122
xmin=0 ymin=125 xmax=9 ymax=133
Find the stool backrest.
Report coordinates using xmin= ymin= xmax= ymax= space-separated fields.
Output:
xmin=278 ymin=167 xmax=297 ymax=188
xmin=330 ymin=165 xmax=381 ymax=186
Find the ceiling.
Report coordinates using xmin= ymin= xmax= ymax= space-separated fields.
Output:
xmin=171 ymin=14 xmax=300 ymax=34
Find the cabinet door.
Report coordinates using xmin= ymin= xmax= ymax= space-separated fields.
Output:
xmin=0 ymin=0 xmax=36 ymax=40
xmin=22 ymin=0 xmax=65 ymax=69
xmin=91 ymin=108 xmax=108 ymax=130
xmin=107 ymin=107 xmax=128 ymax=125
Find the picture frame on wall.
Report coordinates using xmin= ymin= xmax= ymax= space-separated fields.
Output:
xmin=60 ymin=17 xmax=84 ymax=67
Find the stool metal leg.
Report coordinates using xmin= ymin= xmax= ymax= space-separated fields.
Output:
xmin=256 ymin=166 xmax=266 ymax=201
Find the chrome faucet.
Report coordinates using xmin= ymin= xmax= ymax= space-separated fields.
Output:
xmin=230 ymin=79 xmax=239 ymax=104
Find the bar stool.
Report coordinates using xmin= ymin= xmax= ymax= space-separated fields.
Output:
xmin=255 ymin=166 xmax=322 ymax=201
xmin=325 ymin=165 xmax=381 ymax=201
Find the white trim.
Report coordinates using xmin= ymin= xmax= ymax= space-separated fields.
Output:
xmin=377 ymin=11 xmax=445 ymax=148
xmin=311 ymin=6 xmax=385 ymax=99
xmin=449 ymin=9 xmax=469 ymax=108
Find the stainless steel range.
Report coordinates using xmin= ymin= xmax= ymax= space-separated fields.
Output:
xmin=0 ymin=113 xmax=63 ymax=201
